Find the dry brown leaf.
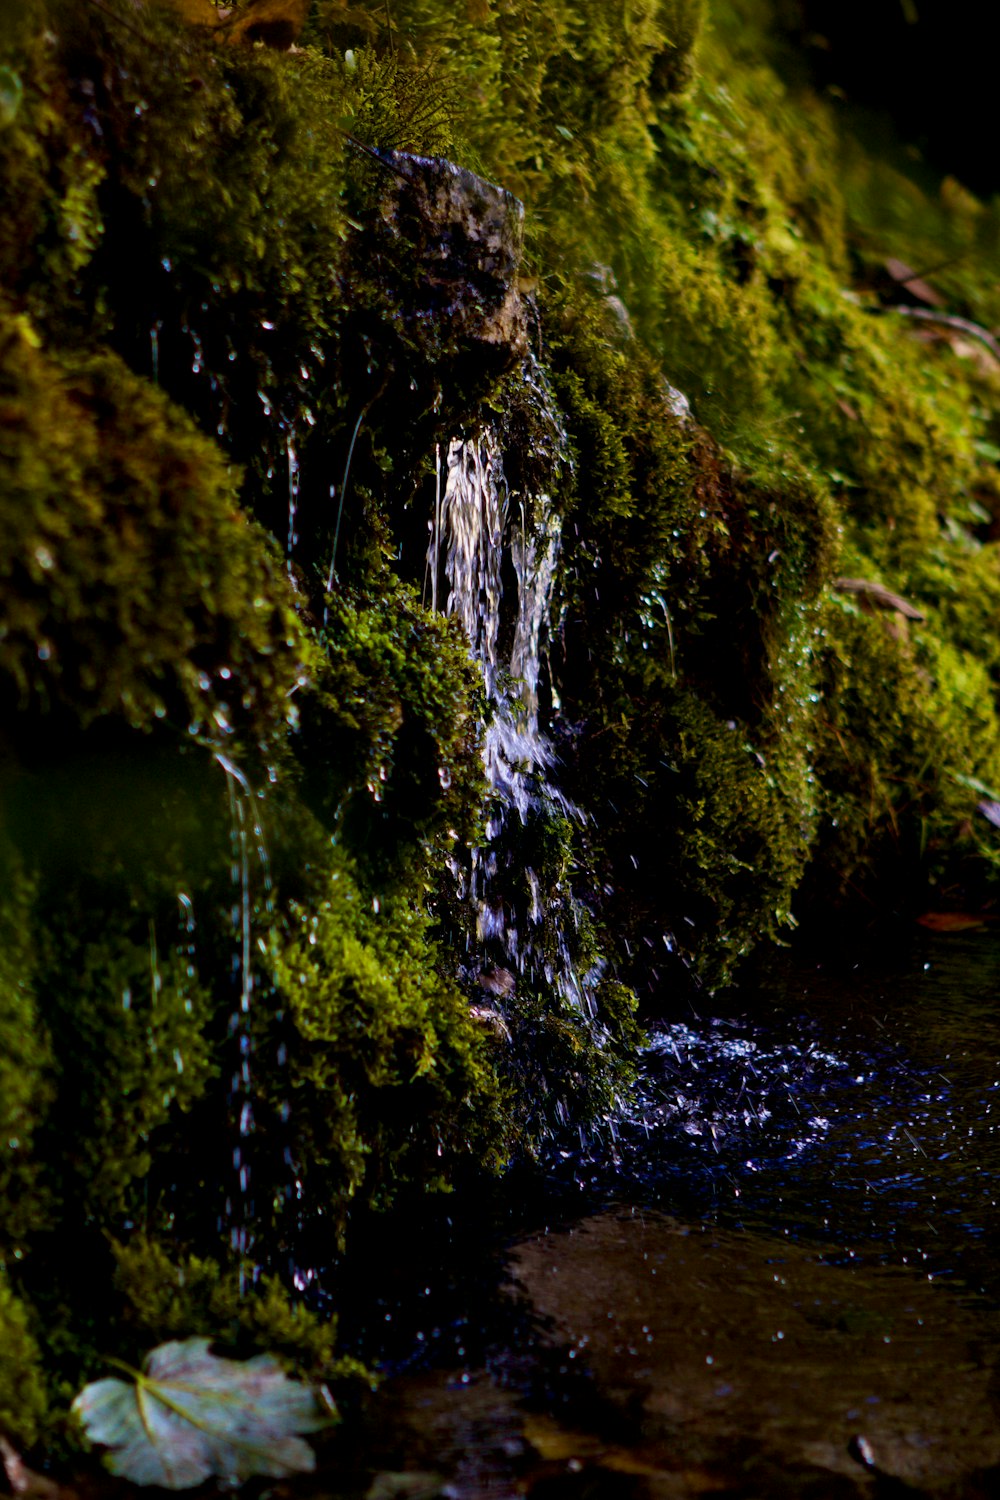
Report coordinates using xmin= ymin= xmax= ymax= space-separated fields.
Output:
xmin=916 ymin=912 xmax=988 ymax=932
xmin=884 ymin=257 xmax=945 ymax=308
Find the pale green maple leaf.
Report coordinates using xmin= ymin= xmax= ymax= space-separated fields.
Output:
xmin=72 ymin=1337 xmax=330 ymax=1489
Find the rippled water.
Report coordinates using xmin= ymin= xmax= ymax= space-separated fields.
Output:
xmin=327 ymin=931 xmax=1000 ymax=1498
xmin=622 ymin=933 xmax=1000 ymax=1298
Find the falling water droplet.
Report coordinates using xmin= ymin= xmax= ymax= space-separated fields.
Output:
xmin=285 ymin=428 xmax=300 ymax=571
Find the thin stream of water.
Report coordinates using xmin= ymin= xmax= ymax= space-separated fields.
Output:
xmin=214 ymin=750 xmax=273 ymax=1289
xmin=429 ymin=400 xmax=603 ymax=1052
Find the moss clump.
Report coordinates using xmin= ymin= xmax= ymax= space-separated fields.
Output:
xmin=540 ymin=293 xmax=830 ymax=983
xmin=112 ymin=1237 xmax=349 ymax=1378
xmin=266 ymin=848 xmax=507 ymax=1227
xmin=0 ymin=1270 xmax=48 ymax=1448
xmin=0 ymin=306 xmax=306 ymax=742
xmin=809 ymin=595 xmax=1000 ymax=908
xmin=30 ymin=899 xmax=215 ymax=1222
xmin=299 ymin=569 xmax=485 ymax=874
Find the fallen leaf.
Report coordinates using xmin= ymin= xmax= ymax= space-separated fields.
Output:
xmin=72 ymin=1337 xmax=329 ymax=1489
xmin=916 ymin=912 xmax=987 ymax=932
xmin=883 ymin=257 xmax=945 ymax=308
xmin=832 ymin=577 xmax=925 ymax=621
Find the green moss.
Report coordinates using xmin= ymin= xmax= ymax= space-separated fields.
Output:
xmin=0 ymin=843 xmax=53 ymax=1251
xmin=112 ymin=1237 xmax=348 ymax=1378
xmin=810 ymin=593 xmax=1000 ymax=906
xmin=266 ymin=847 xmax=507 ymax=1226
xmin=0 ymin=306 xmax=306 ymax=742
xmin=300 ymin=569 xmax=485 ymax=872
xmin=32 ymin=898 xmax=215 ymax=1220
xmin=0 ymin=16 xmax=106 ymax=318
xmin=542 ymin=285 xmax=832 ymax=980
xmin=0 ymin=1269 xmax=48 ymax=1447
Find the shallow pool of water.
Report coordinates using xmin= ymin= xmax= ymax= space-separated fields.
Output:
xmin=324 ymin=931 xmax=1000 ymax=1499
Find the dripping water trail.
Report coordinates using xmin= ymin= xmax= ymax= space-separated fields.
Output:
xmin=423 ymin=442 xmax=444 ymax=613
xmin=173 ymin=891 xmax=197 ymax=1086
xmin=215 ymin=750 xmax=272 ymax=1293
xmin=326 ymin=397 xmax=375 ymax=601
xmin=285 ymin=426 xmax=300 ymax=575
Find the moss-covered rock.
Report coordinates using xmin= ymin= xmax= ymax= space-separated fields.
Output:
xmin=269 ymin=850 xmax=507 ymax=1209
xmin=4 ymin=0 xmax=1000 ymax=1456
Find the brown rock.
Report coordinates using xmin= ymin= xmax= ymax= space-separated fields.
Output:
xmin=219 ymin=0 xmax=309 ymax=49
xmin=364 ymin=144 xmax=528 ymax=372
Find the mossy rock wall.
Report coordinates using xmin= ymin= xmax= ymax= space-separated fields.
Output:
xmin=2 ymin=0 xmax=1000 ymax=1453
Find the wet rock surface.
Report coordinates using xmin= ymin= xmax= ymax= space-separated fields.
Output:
xmin=367 ymin=147 xmax=528 ymax=372
xmin=324 ymin=1202 xmax=1000 ymax=1500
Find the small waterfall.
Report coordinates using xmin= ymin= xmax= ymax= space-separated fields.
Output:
xmin=439 ymin=430 xmax=508 ymax=702
xmin=430 ymin=375 xmax=608 ymax=1112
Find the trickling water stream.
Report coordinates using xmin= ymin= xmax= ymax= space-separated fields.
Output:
xmin=427 ymin=385 xmax=607 ymax=1084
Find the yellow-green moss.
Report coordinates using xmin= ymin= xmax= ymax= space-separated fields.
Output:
xmin=112 ymin=1237 xmax=349 ymax=1378
xmin=0 ymin=1269 xmax=48 ymax=1448
xmin=301 ymin=569 xmax=486 ymax=870
xmin=267 ymin=847 xmax=508 ymax=1224
xmin=0 ymin=306 xmax=306 ymax=741
xmin=811 ymin=593 xmax=1000 ymax=904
